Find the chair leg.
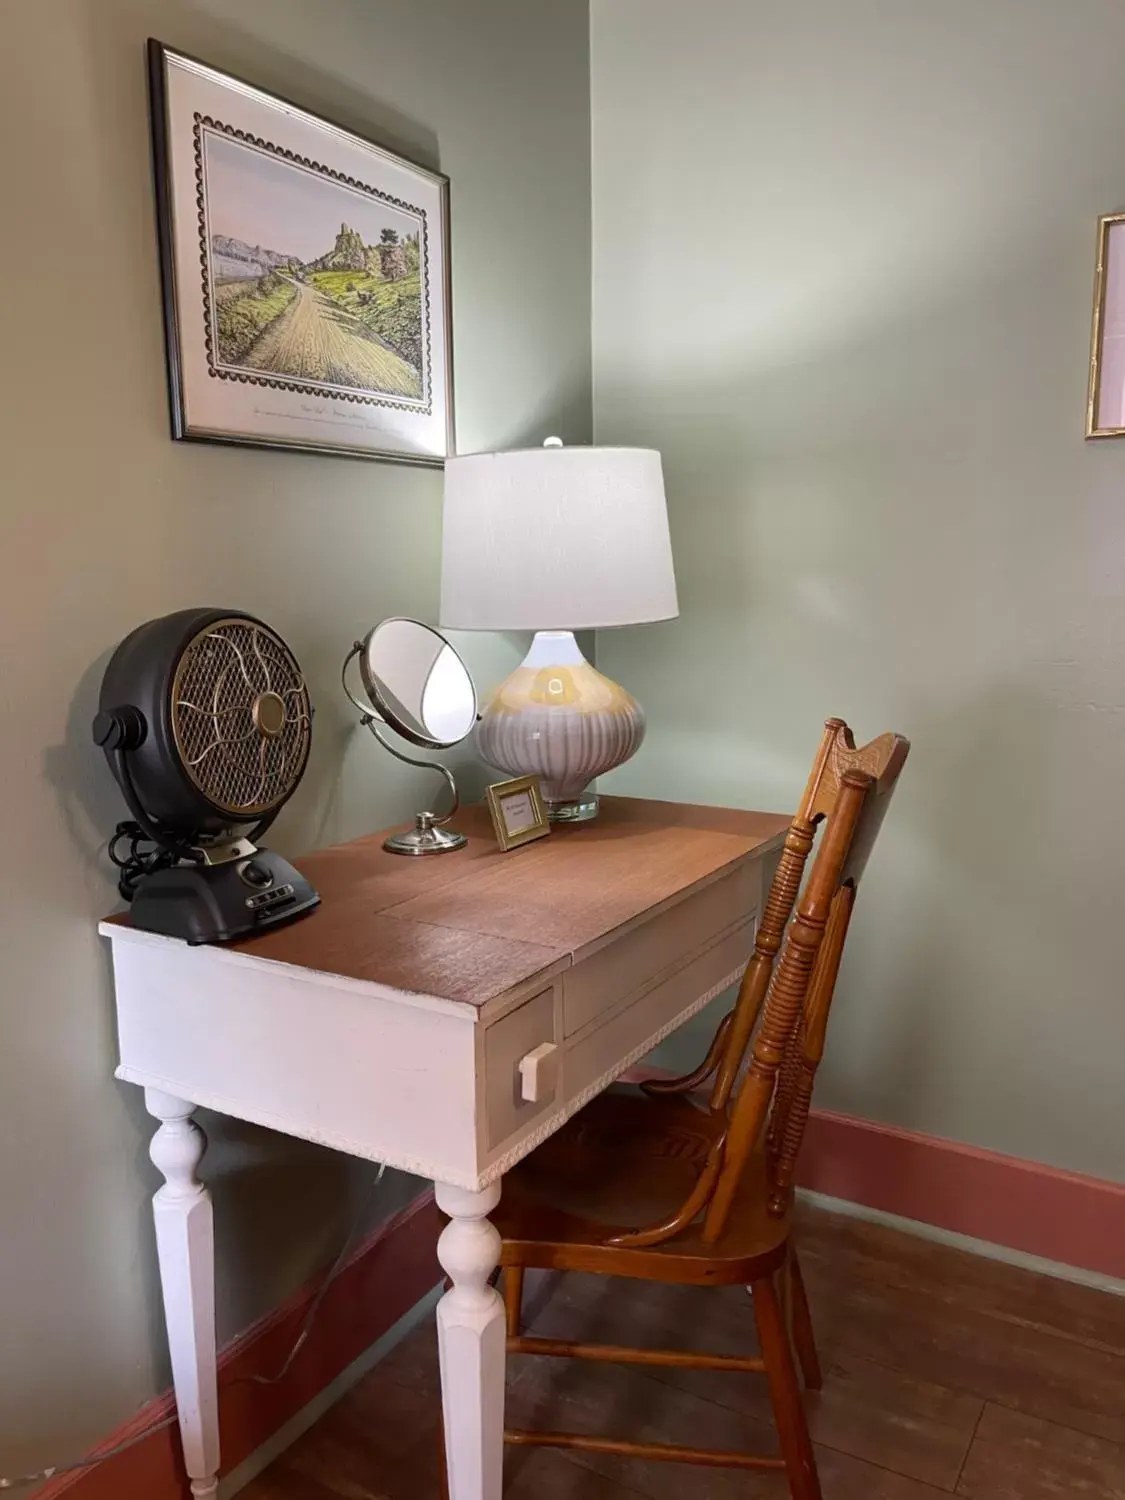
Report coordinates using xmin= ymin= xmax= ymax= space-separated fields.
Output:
xmin=789 ymin=1250 xmax=823 ymax=1391
xmin=751 ymin=1275 xmax=822 ymax=1500
xmin=504 ymin=1265 xmax=525 ymax=1337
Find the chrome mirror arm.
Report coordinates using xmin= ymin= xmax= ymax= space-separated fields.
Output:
xmin=360 ymin=717 xmax=460 ymax=827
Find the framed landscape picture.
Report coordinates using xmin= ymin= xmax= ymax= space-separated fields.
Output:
xmin=147 ymin=41 xmax=453 ymax=464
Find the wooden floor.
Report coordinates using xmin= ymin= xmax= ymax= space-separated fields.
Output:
xmin=239 ymin=1201 xmax=1125 ymax=1499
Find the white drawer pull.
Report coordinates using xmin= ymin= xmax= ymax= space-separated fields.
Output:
xmin=518 ymin=1042 xmax=560 ymax=1104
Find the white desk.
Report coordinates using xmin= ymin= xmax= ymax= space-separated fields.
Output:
xmin=101 ymin=797 xmax=786 ymax=1500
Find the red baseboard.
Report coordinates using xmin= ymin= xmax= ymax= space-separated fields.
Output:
xmin=624 ymin=1065 xmax=1125 ymax=1282
xmin=36 ymin=1190 xmax=442 ymax=1500
xmin=797 ymin=1108 xmax=1125 ymax=1282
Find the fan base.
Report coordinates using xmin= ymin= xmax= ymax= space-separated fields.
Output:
xmin=128 ymin=848 xmax=319 ymax=944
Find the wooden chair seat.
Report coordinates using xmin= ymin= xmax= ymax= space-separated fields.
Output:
xmin=496 ymin=1084 xmax=790 ymax=1286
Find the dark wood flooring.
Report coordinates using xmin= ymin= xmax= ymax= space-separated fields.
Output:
xmin=239 ymin=1201 xmax=1125 ymax=1499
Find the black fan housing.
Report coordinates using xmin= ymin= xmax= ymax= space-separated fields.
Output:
xmin=94 ymin=607 xmax=319 ymax=943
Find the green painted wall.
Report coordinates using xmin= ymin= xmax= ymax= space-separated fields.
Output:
xmin=0 ymin=0 xmax=590 ymax=1475
xmin=592 ymin=0 xmax=1125 ymax=1182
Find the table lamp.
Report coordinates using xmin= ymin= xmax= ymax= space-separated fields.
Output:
xmin=440 ymin=440 xmax=678 ymax=822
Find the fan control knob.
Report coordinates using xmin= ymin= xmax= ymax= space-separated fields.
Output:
xmin=92 ymin=705 xmax=147 ymax=751
xmin=239 ymin=860 xmax=274 ymax=889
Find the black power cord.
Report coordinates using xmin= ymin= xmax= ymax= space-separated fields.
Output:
xmin=107 ymin=820 xmax=200 ymax=903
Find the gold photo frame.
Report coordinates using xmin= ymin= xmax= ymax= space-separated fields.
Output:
xmin=486 ymin=774 xmax=550 ymax=852
xmin=1087 ymin=211 xmax=1125 ymax=438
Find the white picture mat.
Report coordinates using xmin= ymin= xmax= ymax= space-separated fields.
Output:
xmin=499 ymin=790 xmax=538 ymax=837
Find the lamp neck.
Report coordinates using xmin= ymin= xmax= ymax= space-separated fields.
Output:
xmin=523 ymin=630 xmax=586 ymax=668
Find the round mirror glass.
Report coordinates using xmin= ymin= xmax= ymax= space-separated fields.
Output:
xmin=360 ymin=619 xmax=477 ymax=749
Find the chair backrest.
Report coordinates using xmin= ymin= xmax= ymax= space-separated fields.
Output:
xmin=700 ymin=720 xmax=909 ymax=1242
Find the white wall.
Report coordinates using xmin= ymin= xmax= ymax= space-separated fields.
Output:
xmin=592 ymin=0 xmax=1125 ymax=1181
xmin=0 ymin=0 xmax=590 ymax=1473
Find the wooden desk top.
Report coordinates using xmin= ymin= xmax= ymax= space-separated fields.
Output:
xmin=245 ymin=796 xmax=787 ymax=1005
xmin=109 ymin=798 xmax=788 ymax=1009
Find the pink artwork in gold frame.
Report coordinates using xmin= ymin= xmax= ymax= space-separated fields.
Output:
xmin=1087 ymin=213 xmax=1125 ymax=437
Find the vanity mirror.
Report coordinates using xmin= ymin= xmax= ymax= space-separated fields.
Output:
xmin=342 ymin=618 xmax=477 ymax=855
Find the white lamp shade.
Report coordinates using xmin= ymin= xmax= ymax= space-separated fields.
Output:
xmin=440 ymin=446 xmax=679 ymax=631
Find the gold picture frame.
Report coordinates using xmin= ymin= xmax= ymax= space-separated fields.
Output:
xmin=1087 ymin=211 xmax=1125 ymax=438
xmin=486 ymin=774 xmax=550 ymax=852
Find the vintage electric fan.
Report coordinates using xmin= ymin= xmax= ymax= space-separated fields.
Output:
xmin=93 ymin=608 xmax=319 ymax=943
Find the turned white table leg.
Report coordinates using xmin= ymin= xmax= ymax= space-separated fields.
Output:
xmin=145 ymin=1088 xmax=220 ymax=1500
xmin=434 ymin=1180 xmax=505 ymax=1500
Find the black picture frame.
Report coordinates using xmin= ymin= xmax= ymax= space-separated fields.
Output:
xmin=147 ymin=40 xmax=454 ymax=464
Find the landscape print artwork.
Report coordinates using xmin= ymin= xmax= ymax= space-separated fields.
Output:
xmin=202 ymin=127 xmax=429 ymax=408
xmin=149 ymin=42 xmax=452 ymax=463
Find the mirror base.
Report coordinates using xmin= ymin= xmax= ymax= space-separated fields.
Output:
xmin=383 ymin=815 xmax=468 ymax=857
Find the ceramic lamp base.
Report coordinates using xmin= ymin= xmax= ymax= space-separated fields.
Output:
xmin=476 ymin=632 xmax=645 ymax=820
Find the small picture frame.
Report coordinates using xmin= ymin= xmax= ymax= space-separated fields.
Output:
xmin=486 ymin=774 xmax=550 ymax=852
xmin=1087 ymin=212 xmax=1125 ymax=437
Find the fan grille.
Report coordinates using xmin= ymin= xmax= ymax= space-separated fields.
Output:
xmin=170 ymin=617 xmax=312 ymax=820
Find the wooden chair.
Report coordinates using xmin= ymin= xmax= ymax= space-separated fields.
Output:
xmin=493 ymin=719 xmax=910 ymax=1499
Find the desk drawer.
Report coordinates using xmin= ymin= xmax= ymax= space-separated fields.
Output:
xmin=565 ymin=919 xmax=754 ymax=1103
xmin=484 ymin=985 xmax=557 ymax=1150
xmin=561 ymin=862 xmax=760 ymax=1038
